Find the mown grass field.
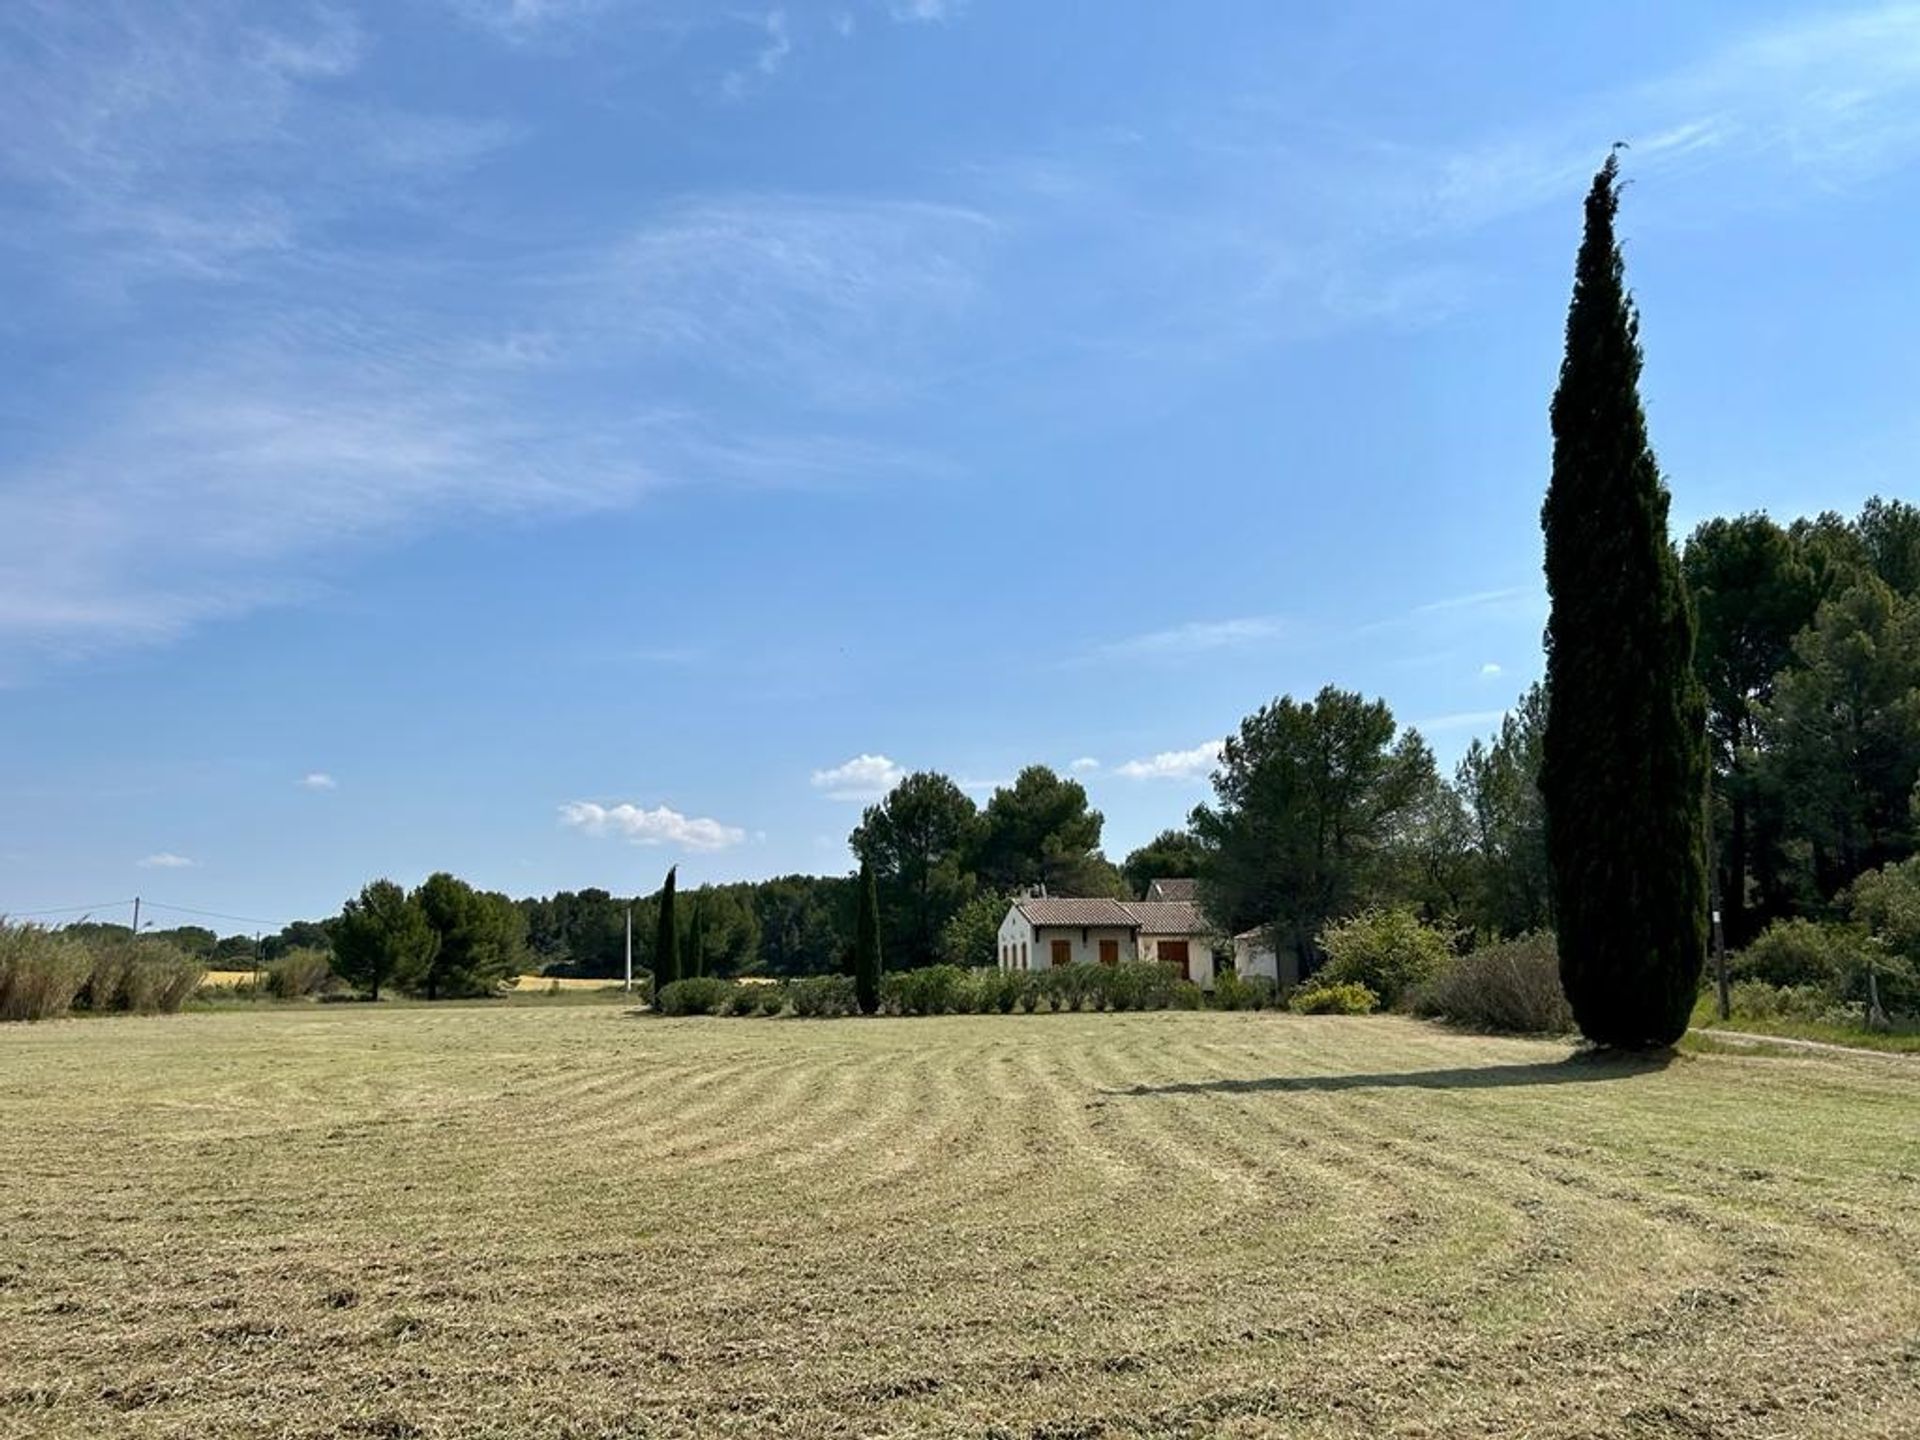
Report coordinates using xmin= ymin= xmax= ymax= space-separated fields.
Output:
xmin=2 ymin=1007 xmax=1916 ymax=1439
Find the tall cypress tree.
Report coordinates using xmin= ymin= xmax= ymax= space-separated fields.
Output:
xmin=1540 ymin=152 xmax=1709 ymax=1049
xmin=652 ymin=866 xmax=681 ymax=1001
xmin=854 ymin=861 xmax=883 ymax=1016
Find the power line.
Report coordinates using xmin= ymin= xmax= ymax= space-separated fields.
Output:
xmin=141 ymin=901 xmax=289 ymax=929
xmin=1 ymin=899 xmax=136 ymax=919
xmin=2 ymin=898 xmax=290 ymax=929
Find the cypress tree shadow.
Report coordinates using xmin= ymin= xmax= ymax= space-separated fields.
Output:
xmin=1112 ymin=1051 xmax=1674 ymax=1097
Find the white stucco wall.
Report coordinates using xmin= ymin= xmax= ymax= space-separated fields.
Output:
xmin=1033 ymin=924 xmax=1139 ymax=968
xmin=996 ymin=906 xmax=1035 ymax=970
xmin=1232 ymin=934 xmax=1299 ymax=987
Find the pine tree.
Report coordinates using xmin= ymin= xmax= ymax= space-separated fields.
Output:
xmin=854 ymin=860 xmax=883 ymax=1016
xmin=1540 ymin=152 xmax=1710 ymax=1049
xmin=652 ymin=866 xmax=681 ymax=1001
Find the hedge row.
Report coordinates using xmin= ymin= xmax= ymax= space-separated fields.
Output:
xmin=655 ymin=964 xmax=1312 ymax=1018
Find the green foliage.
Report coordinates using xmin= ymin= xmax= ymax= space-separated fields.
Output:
xmin=882 ymin=964 xmax=972 ymax=1016
xmin=265 ymin=947 xmax=336 ymax=999
xmin=654 ymin=977 xmax=734 ymax=1016
xmin=1409 ymin=932 xmax=1572 ymax=1034
xmin=1758 ymin=579 xmax=1920 ymax=898
xmin=1316 ymin=907 xmax=1453 ymax=1010
xmin=686 ymin=895 xmax=707 ymax=979
xmin=1725 ymin=980 xmax=1830 ymax=1023
xmin=850 ymin=772 xmax=980 ymax=966
xmin=1732 ymin=918 xmax=1862 ymax=991
xmin=0 ymin=922 xmax=92 ymax=1022
xmin=788 ymin=974 xmax=857 ymax=1018
xmin=1846 ymin=856 xmax=1920 ymax=1016
xmin=333 ymin=879 xmax=439 ymax=1001
xmin=1289 ymin=981 xmax=1379 ymax=1015
xmin=724 ymin=984 xmax=763 ymax=1016
xmin=751 ymin=874 xmax=854 ymax=977
xmin=937 ymin=890 xmax=1007 ymax=969
xmin=1540 ymin=154 xmax=1709 ymax=1050
xmin=1454 ymin=684 xmax=1553 ymax=939
xmin=1192 ymin=686 xmax=1437 ymax=966
xmin=976 ymin=765 xmax=1111 ymax=896
xmin=1683 ymin=513 xmax=1819 ymax=945
xmin=854 ymin=861 xmax=883 ymax=1015
xmin=1208 ymin=969 xmax=1279 ymax=1011
xmin=653 ymin=867 xmax=681 ymax=997
xmin=1122 ymin=829 xmax=1208 ymax=899
xmin=414 ymin=872 xmax=526 ymax=999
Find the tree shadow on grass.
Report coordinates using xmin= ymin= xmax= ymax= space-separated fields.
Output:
xmin=1113 ymin=1050 xmax=1675 ymax=1097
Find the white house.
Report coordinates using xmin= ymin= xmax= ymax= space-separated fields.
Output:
xmin=996 ymin=887 xmax=1223 ymax=987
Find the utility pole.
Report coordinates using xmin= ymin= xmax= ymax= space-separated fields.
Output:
xmin=131 ymin=895 xmax=141 ymax=938
xmin=1709 ymin=882 xmax=1729 ymax=1023
xmin=253 ymin=932 xmax=263 ymax=990
xmin=624 ymin=905 xmax=633 ymax=993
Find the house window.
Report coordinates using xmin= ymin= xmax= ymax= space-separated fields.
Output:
xmin=1051 ymin=938 xmax=1072 ymax=968
xmin=1020 ymin=942 xmax=1028 ymax=970
xmin=1099 ymin=938 xmax=1119 ymax=966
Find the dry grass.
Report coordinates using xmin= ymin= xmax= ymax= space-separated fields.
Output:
xmin=1 ymin=1008 xmax=1915 ymax=1438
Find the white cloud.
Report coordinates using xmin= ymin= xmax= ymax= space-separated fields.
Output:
xmin=1480 ymin=662 xmax=1503 ymax=678
xmin=299 ymin=772 xmax=338 ymax=791
xmin=559 ymin=801 xmax=747 ymax=852
xmin=1069 ymin=756 xmax=1100 ymax=772
xmin=810 ymin=753 xmax=905 ymax=801
xmin=1116 ymin=740 xmax=1223 ymax=781
xmin=888 ymin=0 xmax=966 ymax=21
xmin=723 ymin=10 xmax=792 ymax=99
xmin=1096 ymin=616 xmax=1285 ymax=660
xmin=138 ymin=852 xmax=196 ymax=869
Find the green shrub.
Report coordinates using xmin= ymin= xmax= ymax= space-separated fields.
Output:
xmin=1732 ymin=919 xmax=1862 ymax=991
xmin=754 ymin=983 xmax=789 ymax=1016
xmin=265 ymin=947 xmax=336 ymax=999
xmin=1289 ymin=981 xmax=1379 ymax=1015
xmin=655 ymin=977 xmax=733 ymax=1016
xmin=725 ymin=985 xmax=763 ymax=1016
xmin=1109 ymin=961 xmax=1184 ymax=1011
xmin=1410 ymin=932 xmax=1572 ymax=1034
xmin=1316 ymin=908 xmax=1452 ymax=1010
xmin=885 ymin=964 xmax=972 ymax=1016
xmin=1725 ymin=980 xmax=1829 ymax=1022
xmin=0 ymin=923 xmax=92 ymax=1022
xmin=788 ymin=974 xmax=857 ymax=1018
xmin=1211 ymin=969 xmax=1280 ymax=1011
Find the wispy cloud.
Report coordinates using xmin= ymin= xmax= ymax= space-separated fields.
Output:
xmin=1069 ymin=756 xmax=1101 ymax=773
xmin=810 ymin=753 xmax=905 ymax=801
xmin=559 ymin=801 xmax=747 ymax=851
xmin=298 ymin=772 xmax=338 ymax=791
xmin=1116 ymin=740 xmax=1222 ymax=781
xmin=588 ymin=195 xmax=998 ymax=405
xmin=1479 ymin=662 xmax=1504 ymax=678
xmin=138 ymin=852 xmax=196 ymax=869
xmin=1094 ymin=616 xmax=1286 ymax=661
xmin=887 ymin=0 xmax=967 ymax=22
xmin=723 ymin=9 xmax=793 ymax=99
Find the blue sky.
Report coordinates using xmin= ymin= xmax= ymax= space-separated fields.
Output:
xmin=5 ymin=1 xmax=1919 ymax=930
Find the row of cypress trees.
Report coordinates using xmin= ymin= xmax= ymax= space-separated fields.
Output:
xmin=650 ymin=861 xmax=885 ymax=1015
